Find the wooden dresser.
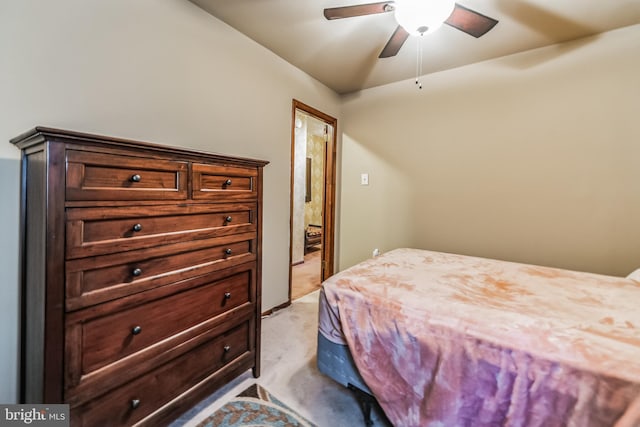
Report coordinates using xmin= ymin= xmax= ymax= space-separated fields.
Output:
xmin=12 ymin=127 xmax=268 ymax=426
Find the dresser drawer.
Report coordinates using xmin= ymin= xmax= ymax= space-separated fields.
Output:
xmin=66 ymin=150 xmax=188 ymax=201
xmin=192 ymin=163 xmax=258 ymax=201
xmin=66 ymin=203 xmax=256 ymax=259
xmin=80 ymin=269 xmax=251 ymax=375
xmin=72 ymin=320 xmax=251 ymax=427
xmin=66 ymin=235 xmax=256 ymax=310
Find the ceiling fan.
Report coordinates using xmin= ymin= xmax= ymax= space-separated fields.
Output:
xmin=324 ymin=1 xmax=499 ymax=58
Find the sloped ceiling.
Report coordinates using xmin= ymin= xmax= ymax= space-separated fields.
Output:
xmin=189 ymin=0 xmax=640 ymax=94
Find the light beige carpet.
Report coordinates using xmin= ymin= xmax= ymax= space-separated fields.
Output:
xmin=171 ymin=291 xmax=389 ymax=427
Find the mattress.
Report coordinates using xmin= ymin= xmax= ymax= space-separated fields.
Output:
xmin=318 ymin=248 xmax=640 ymax=427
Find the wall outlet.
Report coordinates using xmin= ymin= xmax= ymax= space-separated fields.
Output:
xmin=360 ymin=173 xmax=369 ymax=185
xmin=373 ymin=248 xmax=380 ymax=257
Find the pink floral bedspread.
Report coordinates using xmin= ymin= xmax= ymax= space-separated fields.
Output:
xmin=319 ymin=248 xmax=640 ymax=427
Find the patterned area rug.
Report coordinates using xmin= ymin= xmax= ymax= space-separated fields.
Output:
xmin=196 ymin=384 xmax=317 ymax=427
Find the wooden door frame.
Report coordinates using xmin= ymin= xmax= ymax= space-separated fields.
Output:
xmin=289 ymin=99 xmax=337 ymax=302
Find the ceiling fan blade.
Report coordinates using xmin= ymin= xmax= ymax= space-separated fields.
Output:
xmin=324 ymin=2 xmax=394 ymax=20
xmin=379 ymin=25 xmax=410 ymax=58
xmin=445 ymin=3 xmax=498 ymax=38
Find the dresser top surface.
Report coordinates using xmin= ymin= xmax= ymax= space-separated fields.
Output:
xmin=11 ymin=126 xmax=270 ymax=168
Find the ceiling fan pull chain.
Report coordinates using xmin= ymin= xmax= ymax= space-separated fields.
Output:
xmin=419 ymin=33 xmax=424 ymax=88
xmin=415 ymin=36 xmax=420 ymax=88
xmin=415 ymin=32 xmax=424 ymax=90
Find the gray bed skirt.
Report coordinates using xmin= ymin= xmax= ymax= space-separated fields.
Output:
xmin=317 ymin=332 xmax=371 ymax=394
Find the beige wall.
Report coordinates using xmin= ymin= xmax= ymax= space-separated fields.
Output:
xmin=0 ymin=0 xmax=341 ymax=403
xmin=340 ymin=24 xmax=640 ymax=275
xmin=292 ymin=114 xmax=308 ymax=264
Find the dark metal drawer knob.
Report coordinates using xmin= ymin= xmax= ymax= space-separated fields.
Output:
xmin=132 ymin=223 xmax=143 ymax=232
xmin=132 ymin=268 xmax=143 ymax=277
xmin=225 ymin=248 xmax=232 ymax=255
xmin=131 ymin=326 xmax=142 ymax=335
xmin=224 ymin=179 xmax=232 ymax=186
xmin=224 ymin=292 xmax=232 ymax=299
xmin=131 ymin=399 xmax=140 ymax=409
xmin=223 ymin=345 xmax=231 ymax=353
xmin=225 ymin=216 xmax=232 ymax=223
xmin=131 ymin=174 xmax=141 ymax=183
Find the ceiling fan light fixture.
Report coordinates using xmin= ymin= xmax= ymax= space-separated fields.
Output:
xmin=394 ymin=0 xmax=456 ymax=36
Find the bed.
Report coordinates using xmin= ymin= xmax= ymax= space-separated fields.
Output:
xmin=317 ymin=248 xmax=640 ymax=427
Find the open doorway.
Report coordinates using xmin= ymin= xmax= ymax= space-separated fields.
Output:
xmin=289 ymin=100 xmax=337 ymax=301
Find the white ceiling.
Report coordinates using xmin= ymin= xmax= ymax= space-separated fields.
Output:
xmin=189 ymin=0 xmax=640 ymax=94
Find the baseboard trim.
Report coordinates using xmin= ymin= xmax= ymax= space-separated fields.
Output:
xmin=261 ymin=300 xmax=291 ymax=317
